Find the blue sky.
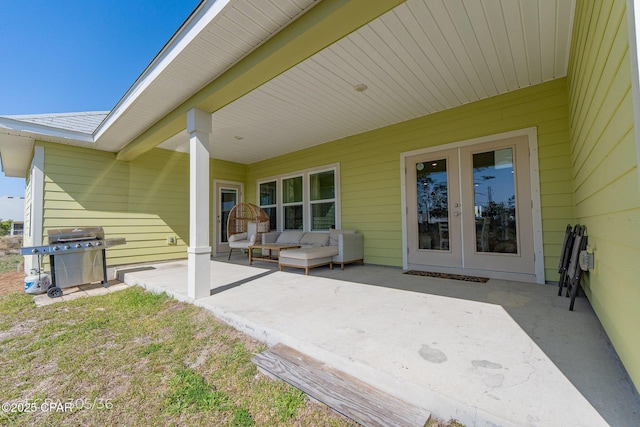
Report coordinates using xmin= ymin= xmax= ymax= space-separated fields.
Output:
xmin=0 ymin=0 xmax=201 ymax=197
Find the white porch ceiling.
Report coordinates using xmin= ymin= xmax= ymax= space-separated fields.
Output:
xmin=0 ymin=0 xmax=576 ymax=170
xmin=158 ymin=0 xmax=575 ymax=164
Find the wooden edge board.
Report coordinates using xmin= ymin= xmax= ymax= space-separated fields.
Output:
xmin=252 ymin=343 xmax=430 ymax=427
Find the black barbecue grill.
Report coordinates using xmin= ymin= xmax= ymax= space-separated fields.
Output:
xmin=21 ymin=227 xmax=126 ymax=298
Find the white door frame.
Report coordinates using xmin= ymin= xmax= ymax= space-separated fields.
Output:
xmin=400 ymin=127 xmax=545 ymax=284
xmin=212 ymin=180 xmax=244 ymax=257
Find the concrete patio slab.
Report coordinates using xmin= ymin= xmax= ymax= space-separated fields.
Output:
xmin=120 ymin=260 xmax=640 ymax=426
xmin=33 ymin=280 xmax=130 ymax=306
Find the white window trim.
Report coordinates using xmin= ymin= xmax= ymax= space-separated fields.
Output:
xmin=257 ymin=163 xmax=341 ymax=232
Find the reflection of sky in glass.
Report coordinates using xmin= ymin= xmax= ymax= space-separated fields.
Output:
xmin=473 ymin=149 xmax=514 ymax=209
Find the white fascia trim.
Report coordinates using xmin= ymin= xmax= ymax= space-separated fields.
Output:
xmin=0 ymin=116 xmax=94 ymax=143
xmin=94 ymin=0 xmax=233 ymax=140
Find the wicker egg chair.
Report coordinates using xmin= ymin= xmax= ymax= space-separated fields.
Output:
xmin=226 ymin=202 xmax=270 ymax=259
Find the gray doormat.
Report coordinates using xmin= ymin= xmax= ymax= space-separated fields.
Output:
xmin=403 ymin=270 xmax=489 ymax=283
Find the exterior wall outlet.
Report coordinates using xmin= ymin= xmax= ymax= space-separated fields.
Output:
xmin=579 ymin=249 xmax=595 ymax=271
xmin=167 ymin=236 xmax=177 ymax=245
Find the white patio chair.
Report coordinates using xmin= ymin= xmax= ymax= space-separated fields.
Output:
xmin=228 ymin=221 xmax=257 ymax=260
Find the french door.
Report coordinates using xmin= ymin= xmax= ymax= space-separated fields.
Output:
xmin=214 ymin=181 xmax=243 ymax=255
xmin=406 ymin=136 xmax=536 ymax=281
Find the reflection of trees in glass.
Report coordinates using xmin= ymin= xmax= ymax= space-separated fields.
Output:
xmin=416 ymin=161 xmax=449 ymax=251
xmin=417 ymin=172 xmax=448 ymax=223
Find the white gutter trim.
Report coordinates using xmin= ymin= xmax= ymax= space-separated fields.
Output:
xmin=94 ymin=0 xmax=233 ymax=140
xmin=0 ymin=116 xmax=94 ymax=143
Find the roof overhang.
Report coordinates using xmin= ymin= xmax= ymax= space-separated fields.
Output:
xmin=0 ymin=134 xmax=34 ymax=177
xmin=113 ymin=0 xmax=406 ymax=161
xmin=0 ymin=0 xmax=577 ymax=170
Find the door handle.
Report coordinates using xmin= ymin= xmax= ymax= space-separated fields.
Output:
xmin=453 ymin=212 xmax=460 ymax=216
xmin=453 ymin=203 xmax=460 ymax=208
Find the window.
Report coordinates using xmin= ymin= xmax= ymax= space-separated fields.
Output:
xmin=310 ymin=170 xmax=335 ymax=230
xmin=259 ymin=181 xmax=277 ymax=231
xmin=283 ymin=176 xmax=303 ymax=230
xmin=257 ymin=164 xmax=339 ymax=232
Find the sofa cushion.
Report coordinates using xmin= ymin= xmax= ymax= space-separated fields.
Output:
xmin=299 ymin=232 xmax=329 ymax=247
xmin=280 ymin=246 xmax=339 ymax=260
xmin=276 ymin=230 xmax=304 ymax=245
xmin=329 ymin=229 xmax=355 ymax=246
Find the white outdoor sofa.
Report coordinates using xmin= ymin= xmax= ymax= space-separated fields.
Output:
xmin=260 ymin=229 xmax=364 ymax=275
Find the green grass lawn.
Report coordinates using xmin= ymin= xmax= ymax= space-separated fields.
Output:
xmin=0 ymin=254 xmax=22 ymax=273
xmin=0 ymin=287 xmax=354 ymax=426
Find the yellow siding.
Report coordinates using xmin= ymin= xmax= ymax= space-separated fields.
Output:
xmin=568 ymin=0 xmax=640 ymax=389
xmin=247 ymin=79 xmax=574 ymax=271
xmin=40 ymin=143 xmax=246 ymax=266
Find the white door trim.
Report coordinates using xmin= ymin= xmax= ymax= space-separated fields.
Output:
xmin=400 ymin=127 xmax=545 ymax=284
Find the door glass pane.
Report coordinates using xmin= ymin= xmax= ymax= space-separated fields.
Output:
xmin=283 ymin=176 xmax=303 ymax=203
xmin=416 ymin=159 xmax=449 ymax=250
xmin=284 ymin=205 xmax=303 ymax=230
xmin=472 ymin=148 xmax=517 ymax=254
xmin=220 ymin=189 xmax=237 ymax=243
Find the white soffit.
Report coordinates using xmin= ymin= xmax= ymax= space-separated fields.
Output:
xmin=94 ymin=0 xmax=319 ymax=152
xmin=0 ymin=134 xmax=34 ymax=177
xmin=159 ymin=0 xmax=575 ymax=164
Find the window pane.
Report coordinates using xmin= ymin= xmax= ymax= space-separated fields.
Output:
xmin=284 ymin=205 xmax=303 ymax=230
xmin=311 ymin=202 xmax=335 ymax=230
xmin=416 ymin=159 xmax=449 ymax=250
xmin=283 ymin=176 xmax=303 ymax=203
xmin=260 ymin=181 xmax=277 ymax=206
xmin=310 ymin=170 xmax=335 ymax=201
xmin=473 ymin=148 xmax=517 ymax=254
xmin=262 ymin=207 xmax=277 ymax=232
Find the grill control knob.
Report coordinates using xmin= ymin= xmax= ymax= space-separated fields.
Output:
xmin=75 ymin=243 xmax=82 ymax=249
xmin=86 ymin=242 xmax=93 ymax=247
xmin=95 ymin=241 xmax=102 ymax=246
xmin=65 ymin=245 xmax=71 ymax=250
xmin=32 ymin=248 xmax=39 ymax=254
xmin=53 ymin=246 xmax=60 ymax=251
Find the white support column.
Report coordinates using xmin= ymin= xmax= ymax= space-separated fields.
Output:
xmin=25 ymin=145 xmax=44 ymax=273
xmin=186 ymin=108 xmax=212 ymax=299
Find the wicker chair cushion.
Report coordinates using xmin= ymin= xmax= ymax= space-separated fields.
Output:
xmin=228 ymin=232 xmax=247 ymax=242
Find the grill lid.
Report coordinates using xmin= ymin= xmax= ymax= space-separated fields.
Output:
xmin=48 ymin=227 xmax=105 ymax=244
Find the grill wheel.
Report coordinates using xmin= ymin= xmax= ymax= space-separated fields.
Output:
xmin=47 ymin=286 xmax=63 ymax=298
